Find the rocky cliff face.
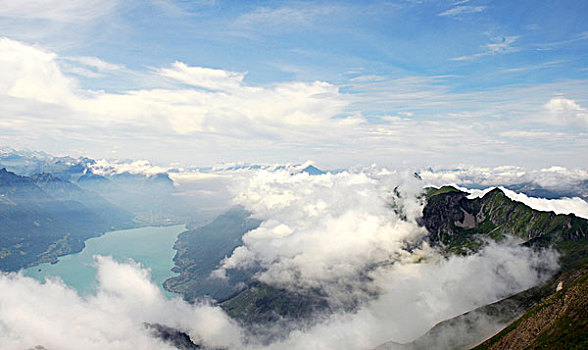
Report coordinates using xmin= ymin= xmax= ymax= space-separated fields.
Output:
xmin=421 ymin=186 xmax=587 ymax=255
xmin=411 ymin=186 xmax=588 ymax=349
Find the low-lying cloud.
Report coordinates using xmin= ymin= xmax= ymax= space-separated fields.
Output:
xmin=0 ymin=256 xmax=242 ymax=350
xmin=216 ymin=168 xmax=426 ymax=297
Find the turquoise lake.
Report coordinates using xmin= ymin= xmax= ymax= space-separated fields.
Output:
xmin=23 ymin=225 xmax=185 ymax=298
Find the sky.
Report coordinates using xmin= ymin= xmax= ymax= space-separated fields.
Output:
xmin=0 ymin=0 xmax=587 ymax=168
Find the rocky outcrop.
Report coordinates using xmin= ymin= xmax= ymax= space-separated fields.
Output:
xmin=421 ymin=186 xmax=588 ymax=255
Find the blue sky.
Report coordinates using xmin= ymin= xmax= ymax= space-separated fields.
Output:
xmin=0 ymin=0 xmax=587 ymax=168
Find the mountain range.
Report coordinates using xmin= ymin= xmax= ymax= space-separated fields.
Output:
xmin=0 ymin=168 xmax=135 ymax=271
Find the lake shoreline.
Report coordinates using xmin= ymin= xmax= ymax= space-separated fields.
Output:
xmin=23 ymin=224 xmax=186 ymax=298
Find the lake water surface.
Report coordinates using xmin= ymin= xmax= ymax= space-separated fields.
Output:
xmin=24 ymin=225 xmax=185 ymax=298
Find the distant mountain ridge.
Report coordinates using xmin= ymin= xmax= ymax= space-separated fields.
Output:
xmin=0 ymin=148 xmax=196 ymax=225
xmin=0 ymin=168 xmax=135 ymax=271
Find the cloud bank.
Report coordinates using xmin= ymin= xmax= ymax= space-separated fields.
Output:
xmin=461 ymin=186 xmax=588 ymax=219
xmin=0 ymin=256 xmax=241 ymax=350
xmin=421 ymin=165 xmax=588 ymax=192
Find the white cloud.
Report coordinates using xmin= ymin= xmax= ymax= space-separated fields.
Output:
xmin=461 ymin=186 xmax=588 ymax=219
xmin=216 ymin=168 xmax=426 ymax=295
xmin=451 ymin=36 xmax=519 ymax=61
xmin=90 ymin=159 xmax=170 ymax=177
xmin=421 ymin=166 xmax=588 ymax=192
xmin=0 ymin=37 xmax=77 ymax=105
xmin=0 ymin=37 xmax=350 ymax=137
xmin=498 ymin=130 xmax=564 ymax=139
xmin=65 ymin=56 xmax=123 ymax=72
xmin=438 ymin=5 xmax=486 ymax=17
xmin=270 ymin=242 xmax=558 ymax=349
xmin=234 ymin=5 xmax=336 ymax=29
xmin=544 ymin=97 xmax=588 ymax=128
xmin=0 ymin=256 xmax=242 ymax=350
xmin=214 ymin=167 xmax=560 ymax=348
xmin=0 ymin=0 xmax=118 ymax=23
xmin=158 ymin=61 xmax=245 ymax=91
xmin=0 ymin=38 xmax=586 ymax=168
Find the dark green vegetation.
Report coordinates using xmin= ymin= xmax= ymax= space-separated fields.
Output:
xmin=220 ymin=282 xmax=329 ymax=324
xmin=0 ymin=168 xmax=135 ymax=271
xmin=164 ymin=207 xmax=262 ymax=302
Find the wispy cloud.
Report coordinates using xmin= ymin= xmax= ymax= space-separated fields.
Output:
xmin=451 ymin=35 xmax=519 ymax=61
xmin=0 ymin=0 xmax=118 ymax=22
xmin=500 ymin=60 xmax=566 ymax=73
xmin=234 ymin=5 xmax=336 ymax=29
xmin=438 ymin=5 xmax=486 ymax=17
xmin=535 ymin=31 xmax=588 ymax=50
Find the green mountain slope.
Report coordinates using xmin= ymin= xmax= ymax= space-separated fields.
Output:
xmin=474 ymin=265 xmax=588 ymax=350
xmin=220 ymin=282 xmax=329 ymax=324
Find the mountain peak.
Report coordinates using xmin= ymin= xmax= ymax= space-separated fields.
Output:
xmin=301 ymin=165 xmax=325 ymax=175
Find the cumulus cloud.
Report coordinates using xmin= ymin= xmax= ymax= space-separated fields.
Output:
xmin=158 ymin=62 xmax=245 ymax=91
xmin=90 ymin=159 xmax=171 ymax=177
xmin=0 ymin=38 xmax=586 ymax=167
xmin=544 ymin=97 xmax=588 ymax=128
xmin=216 ymin=168 xmax=426 ymax=297
xmin=212 ymin=167 xmax=559 ymax=348
xmin=64 ymin=56 xmax=123 ymax=72
xmin=0 ymin=37 xmax=77 ymax=105
xmin=0 ymin=37 xmax=350 ymax=137
xmin=269 ymin=243 xmax=558 ymax=349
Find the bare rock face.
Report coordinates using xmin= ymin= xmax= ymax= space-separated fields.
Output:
xmin=421 ymin=186 xmax=588 ymax=255
xmin=145 ymin=323 xmax=203 ymax=350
